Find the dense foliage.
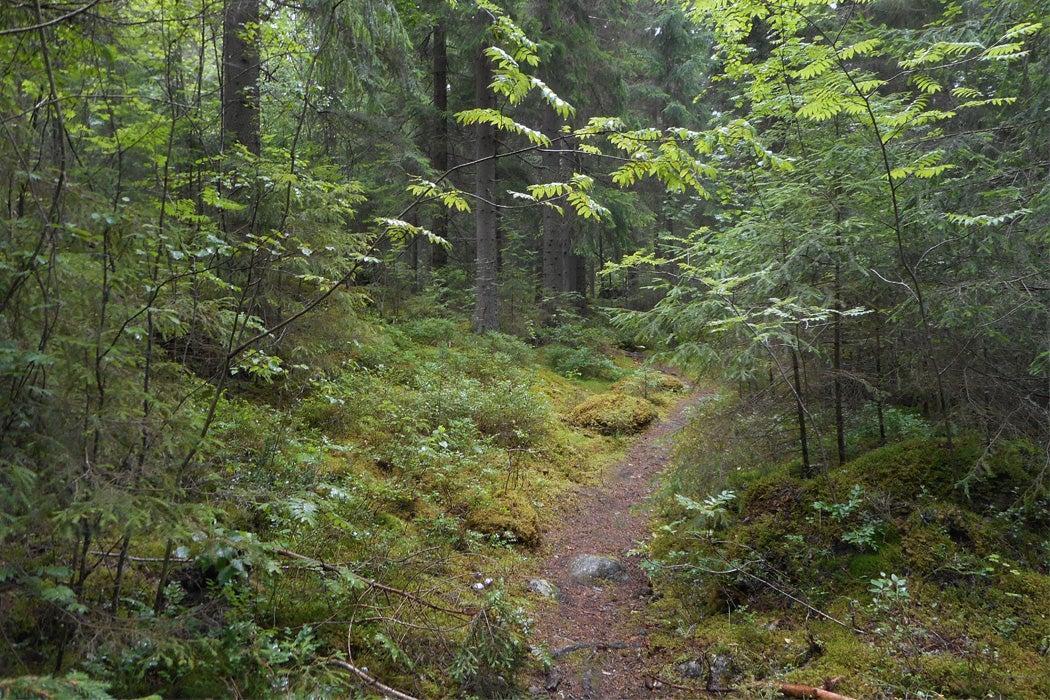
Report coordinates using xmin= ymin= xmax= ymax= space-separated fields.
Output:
xmin=1 ymin=0 xmax=1046 ymax=697
xmin=610 ymin=0 xmax=1048 ymax=474
xmin=646 ymin=389 xmax=1050 ymax=697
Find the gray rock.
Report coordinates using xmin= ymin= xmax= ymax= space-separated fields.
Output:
xmin=675 ymin=660 xmax=705 ymax=678
xmin=579 ymin=664 xmax=600 ymax=698
xmin=676 ymin=654 xmax=734 ymax=687
xmin=709 ymin=653 xmax=733 ymax=687
xmin=527 ymin=578 xmax=559 ymax=599
xmin=568 ymin=554 xmax=629 ymax=583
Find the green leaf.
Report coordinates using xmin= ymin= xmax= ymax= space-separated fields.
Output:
xmin=454 ymin=108 xmax=550 ymax=145
xmin=201 ymin=187 xmax=246 ymax=212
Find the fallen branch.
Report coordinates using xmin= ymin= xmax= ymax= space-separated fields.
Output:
xmin=90 ymin=550 xmax=191 ymax=564
xmin=273 ymin=547 xmax=473 ymax=618
xmin=776 ymin=681 xmax=857 ymax=700
xmin=336 ymin=614 xmax=425 ymax=700
xmin=330 ymin=659 xmax=420 ymax=700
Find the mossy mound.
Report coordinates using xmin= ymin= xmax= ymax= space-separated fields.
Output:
xmin=612 ymin=371 xmax=687 ymax=396
xmin=841 ymin=437 xmax=967 ymax=499
xmin=567 ymin=392 xmax=657 ymax=435
xmin=648 ymin=430 xmax=1050 ymax=699
xmin=466 ymin=490 xmax=542 ymax=548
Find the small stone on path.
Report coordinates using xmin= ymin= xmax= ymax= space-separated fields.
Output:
xmin=568 ymin=554 xmax=629 ymax=583
xmin=527 ymin=578 xmax=559 ymax=599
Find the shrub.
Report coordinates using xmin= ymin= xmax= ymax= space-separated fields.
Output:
xmin=473 ymin=331 xmax=534 ymax=365
xmin=568 ymin=392 xmax=657 ymax=434
xmin=451 ymin=590 xmax=530 ymax=698
xmin=545 ymin=344 xmax=622 ymax=379
xmin=0 ymin=674 xmax=116 ymax=699
xmin=400 ymin=317 xmax=462 ymax=345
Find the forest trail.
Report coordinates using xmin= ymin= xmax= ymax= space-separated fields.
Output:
xmin=525 ymin=390 xmax=703 ymax=699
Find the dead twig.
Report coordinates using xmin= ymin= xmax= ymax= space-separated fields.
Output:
xmin=334 ymin=608 xmax=426 ymax=700
xmin=330 ymin=659 xmax=420 ymax=700
xmin=90 ymin=550 xmax=191 ymax=564
xmin=272 ymin=547 xmax=473 ymax=618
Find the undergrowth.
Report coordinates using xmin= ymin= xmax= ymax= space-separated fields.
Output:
xmin=0 ymin=309 xmax=680 ymax=699
xmin=645 ymin=389 xmax=1050 ymax=699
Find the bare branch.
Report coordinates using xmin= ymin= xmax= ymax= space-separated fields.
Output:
xmin=272 ymin=548 xmax=474 ymax=619
xmin=329 ymin=659 xmax=422 ymax=700
xmin=0 ymin=0 xmax=102 ymax=36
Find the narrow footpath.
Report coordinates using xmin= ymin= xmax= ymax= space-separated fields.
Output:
xmin=525 ymin=391 xmax=702 ymax=699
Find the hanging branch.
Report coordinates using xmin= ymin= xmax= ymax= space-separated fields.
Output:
xmin=0 ymin=0 xmax=102 ymax=37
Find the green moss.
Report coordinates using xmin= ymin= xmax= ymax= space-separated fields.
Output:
xmin=847 ymin=552 xmax=894 ymax=580
xmin=466 ymin=490 xmax=542 ymax=548
xmin=843 ymin=437 xmax=963 ymax=499
xmin=739 ymin=474 xmax=805 ymax=517
xmin=645 ymin=384 xmax=1050 ymax=700
xmin=611 ymin=371 xmax=687 ymax=397
xmin=567 ymin=392 xmax=658 ymax=434
xmin=898 ymin=512 xmax=958 ymax=572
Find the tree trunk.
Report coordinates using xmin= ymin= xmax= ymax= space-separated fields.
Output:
xmin=571 ymin=252 xmax=587 ymax=310
xmin=430 ymin=14 xmax=449 ymax=268
xmin=833 ymin=265 xmax=846 ymax=466
xmin=832 ymin=193 xmax=847 ymax=466
xmin=471 ymin=43 xmax=499 ymax=333
xmin=792 ymin=344 xmax=812 ymax=477
xmin=222 ymin=0 xmax=260 ymax=156
xmin=874 ymin=312 xmax=887 ymax=444
xmin=541 ymin=103 xmax=565 ymax=297
xmin=559 ymin=220 xmax=574 ymax=293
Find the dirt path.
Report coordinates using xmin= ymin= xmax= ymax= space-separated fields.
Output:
xmin=525 ymin=392 xmax=701 ymax=699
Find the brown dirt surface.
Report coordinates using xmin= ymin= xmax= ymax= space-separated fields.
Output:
xmin=525 ymin=390 xmax=704 ymax=699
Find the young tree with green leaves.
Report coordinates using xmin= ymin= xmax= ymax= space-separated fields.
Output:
xmin=607 ymin=0 xmax=1047 ymax=469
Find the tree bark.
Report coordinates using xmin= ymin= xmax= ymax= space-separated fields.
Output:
xmin=471 ymin=42 xmax=499 ymax=333
xmin=541 ymin=103 xmax=565 ymax=297
xmin=833 ymin=197 xmax=846 ymax=465
xmin=222 ymin=0 xmax=260 ymax=156
xmin=429 ymin=14 xmax=449 ymax=268
xmin=571 ymin=251 xmax=587 ymax=309
xmin=777 ymin=681 xmax=857 ymax=700
xmin=834 ymin=262 xmax=846 ymax=465
xmin=792 ymin=343 xmax=812 ymax=477
xmin=874 ymin=311 xmax=887 ymax=444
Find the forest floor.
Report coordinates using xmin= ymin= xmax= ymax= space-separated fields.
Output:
xmin=524 ymin=389 xmax=703 ymax=699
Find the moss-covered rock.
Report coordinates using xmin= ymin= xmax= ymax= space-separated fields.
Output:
xmin=567 ymin=392 xmax=657 ymax=434
xmin=612 ymin=371 xmax=687 ymax=396
xmin=466 ymin=490 xmax=541 ymax=548
xmin=843 ymin=437 xmax=965 ymax=500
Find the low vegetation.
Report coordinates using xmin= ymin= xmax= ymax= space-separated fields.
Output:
xmin=0 ymin=310 xmax=683 ymax=699
xmin=643 ymin=390 xmax=1050 ymax=699
xmin=4 ymin=304 xmax=1048 ymax=699
xmin=568 ymin=392 xmax=658 ymax=435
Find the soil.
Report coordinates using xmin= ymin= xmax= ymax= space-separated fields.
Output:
xmin=525 ymin=391 xmax=703 ymax=699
